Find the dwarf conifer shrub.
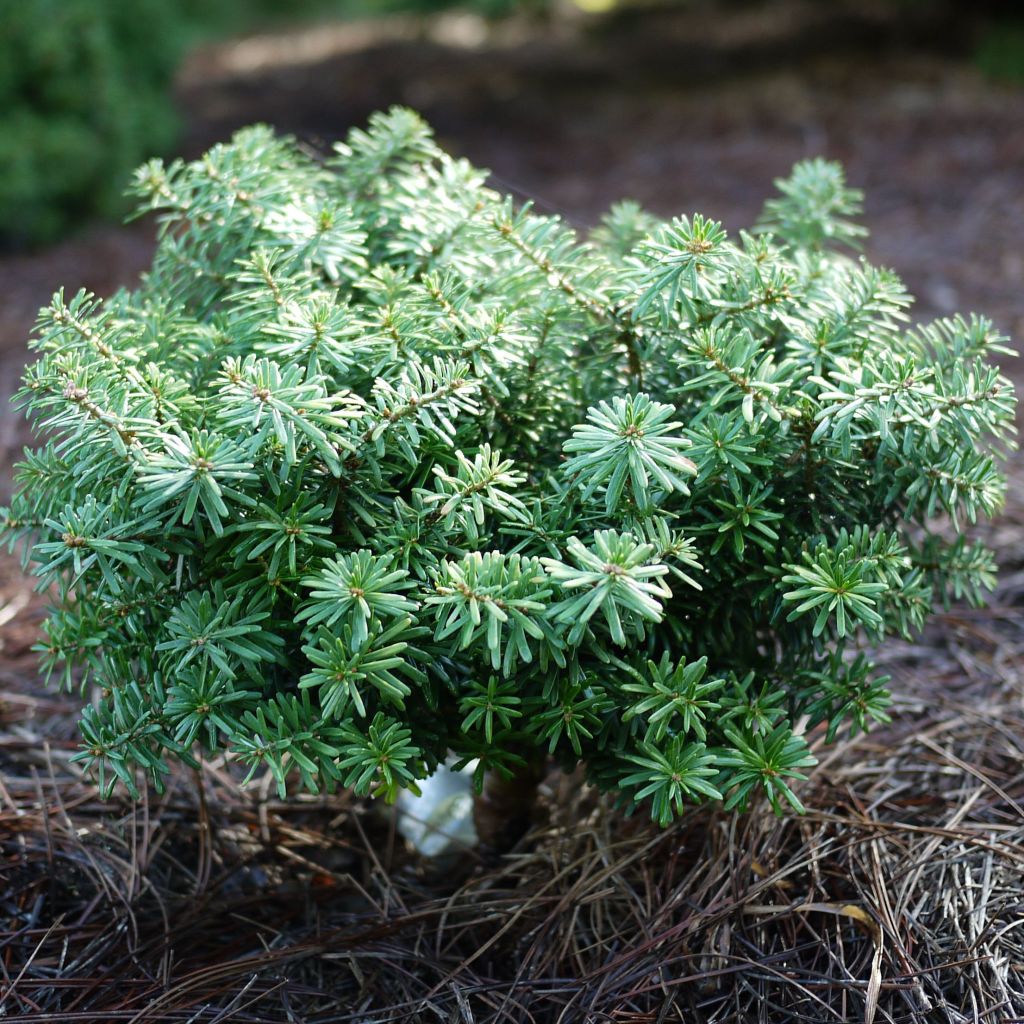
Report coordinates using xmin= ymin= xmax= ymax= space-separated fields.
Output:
xmin=4 ymin=110 xmax=1015 ymax=824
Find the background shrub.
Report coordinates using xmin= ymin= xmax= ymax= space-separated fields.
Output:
xmin=0 ymin=0 xmax=531 ymax=248
xmin=0 ymin=0 xmax=186 ymax=246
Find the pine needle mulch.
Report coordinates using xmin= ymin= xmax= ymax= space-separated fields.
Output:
xmin=2 ymin=499 xmax=1023 ymax=1023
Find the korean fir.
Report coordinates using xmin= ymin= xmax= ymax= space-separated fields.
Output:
xmin=3 ymin=110 xmax=1015 ymax=842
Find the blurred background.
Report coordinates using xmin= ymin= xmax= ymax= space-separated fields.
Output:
xmin=0 ymin=0 xmax=1022 ymax=468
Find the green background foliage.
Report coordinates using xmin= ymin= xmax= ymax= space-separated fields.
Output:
xmin=0 ymin=0 xmax=184 ymax=245
xmin=974 ymin=21 xmax=1024 ymax=83
xmin=0 ymin=0 xmax=529 ymax=247
xmin=3 ymin=110 xmax=1014 ymax=824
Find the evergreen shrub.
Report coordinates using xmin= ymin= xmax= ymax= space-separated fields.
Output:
xmin=0 ymin=0 xmax=183 ymax=245
xmin=4 ymin=110 xmax=1015 ymax=824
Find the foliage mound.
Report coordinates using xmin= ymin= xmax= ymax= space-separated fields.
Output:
xmin=3 ymin=109 xmax=1015 ymax=823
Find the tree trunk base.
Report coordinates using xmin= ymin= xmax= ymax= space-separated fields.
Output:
xmin=473 ymin=756 xmax=546 ymax=852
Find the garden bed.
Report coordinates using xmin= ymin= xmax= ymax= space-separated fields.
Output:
xmin=3 ymin=551 xmax=1024 ymax=1020
xmin=2 ymin=7 xmax=1023 ymax=1021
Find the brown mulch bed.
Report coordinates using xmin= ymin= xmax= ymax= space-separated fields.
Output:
xmin=2 ymin=7 xmax=1024 ymax=1022
xmin=3 ymin=558 xmax=1024 ymax=1022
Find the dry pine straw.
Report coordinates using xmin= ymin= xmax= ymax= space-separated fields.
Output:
xmin=2 ymin=506 xmax=1024 ymax=1024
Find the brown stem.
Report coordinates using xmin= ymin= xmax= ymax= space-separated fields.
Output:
xmin=621 ymin=330 xmax=644 ymax=391
xmin=473 ymin=753 xmax=546 ymax=851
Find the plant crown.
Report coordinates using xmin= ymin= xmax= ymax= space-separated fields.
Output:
xmin=4 ymin=109 xmax=1015 ymax=824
